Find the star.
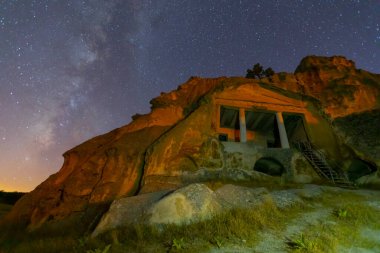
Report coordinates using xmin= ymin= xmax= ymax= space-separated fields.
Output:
xmin=0 ymin=0 xmax=379 ymax=192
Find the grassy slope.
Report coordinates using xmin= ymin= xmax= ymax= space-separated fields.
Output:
xmin=0 ymin=203 xmax=12 ymax=220
xmin=0 ymin=185 xmax=379 ymax=253
xmin=0 ymin=191 xmax=24 ymax=224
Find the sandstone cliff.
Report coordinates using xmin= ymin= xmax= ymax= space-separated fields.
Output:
xmin=266 ymin=56 xmax=380 ymax=118
xmin=2 ymin=77 xmax=225 ymax=229
xmin=1 ymin=56 xmax=379 ymax=231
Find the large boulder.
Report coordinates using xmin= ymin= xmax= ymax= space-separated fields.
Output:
xmin=215 ymin=184 xmax=269 ymax=208
xmin=91 ymin=183 xmax=328 ymax=236
xmin=147 ymin=183 xmax=223 ymax=225
xmin=92 ymin=183 xmax=266 ymax=236
xmin=92 ymin=190 xmax=171 ymax=237
xmin=92 ymin=183 xmax=227 ymax=235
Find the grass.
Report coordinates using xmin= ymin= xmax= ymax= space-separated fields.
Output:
xmin=0 ymin=203 xmax=12 ymax=219
xmin=286 ymin=204 xmax=380 ymax=252
xmin=86 ymin=197 xmax=300 ymax=253
xmin=0 ymin=191 xmax=25 ymax=205
xmin=285 ymin=191 xmax=380 ymax=253
xmin=1 ymin=186 xmax=379 ymax=253
xmin=0 ymin=195 xmax=304 ymax=253
xmin=286 ymin=233 xmax=317 ymax=251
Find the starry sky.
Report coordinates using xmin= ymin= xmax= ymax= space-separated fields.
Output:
xmin=0 ymin=0 xmax=379 ymax=192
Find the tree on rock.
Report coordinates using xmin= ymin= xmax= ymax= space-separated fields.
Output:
xmin=246 ymin=63 xmax=263 ymax=79
xmin=263 ymin=67 xmax=275 ymax=78
xmin=246 ymin=63 xmax=275 ymax=79
xmin=245 ymin=68 xmax=256 ymax=79
xmin=252 ymin=63 xmax=264 ymax=78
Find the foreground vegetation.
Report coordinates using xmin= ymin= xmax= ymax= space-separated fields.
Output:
xmin=0 ymin=191 xmax=25 ymax=221
xmin=0 ymin=187 xmax=379 ymax=253
xmin=0 ymin=204 xmax=12 ymax=220
xmin=285 ymin=192 xmax=380 ymax=252
xmin=0 ymin=191 xmax=25 ymax=205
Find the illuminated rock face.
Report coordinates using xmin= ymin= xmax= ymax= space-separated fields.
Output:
xmin=140 ymin=82 xmax=324 ymax=193
xmin=3 ymin=77 xmax=224 ymax=228
xmin=2 ymin=56 xmax=379 ymax=229
xmin=288 ymin=55 xmax=378 ymax=118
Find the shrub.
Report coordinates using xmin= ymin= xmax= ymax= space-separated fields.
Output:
xmin=246 ymin=64 xmax=275 ymax=79
xmin=286 ymin=233 xmax=316 ymax=250
xmin=0 ymin=191 xmax=25 ymax=205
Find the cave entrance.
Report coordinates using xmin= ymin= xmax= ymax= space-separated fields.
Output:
xmin=253 ymin=157 xmax=284 ymax=176
xmin=347 ymin=159 xmax=377 ymax=181
xmin=283 ymin=113 xmax=309 ymax=148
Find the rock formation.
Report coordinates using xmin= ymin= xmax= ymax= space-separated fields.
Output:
xmin=1 ymin=56 xmax=379 ymax=232
xmin=91 ymin=183 xmax=333 ymax=237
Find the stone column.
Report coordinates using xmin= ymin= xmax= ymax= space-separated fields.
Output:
xmin=275 ymin=112 xmax=290 ymax=148
xmin=239 ymin=108 xmax=247 ymax=143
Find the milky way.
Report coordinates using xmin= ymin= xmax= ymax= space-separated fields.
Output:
xmin=0 ymin=0 xmax=379 ymax=191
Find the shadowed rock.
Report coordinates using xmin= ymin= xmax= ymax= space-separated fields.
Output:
xmin=147 ymin=183 xmax=223 ymax=225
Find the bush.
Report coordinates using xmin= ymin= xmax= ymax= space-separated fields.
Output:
xmin=0 ymin=191 xmax=25 ymax=205
xmin=246 ymin=64 xmax=275 ymax=79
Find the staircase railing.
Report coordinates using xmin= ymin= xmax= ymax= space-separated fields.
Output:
xmin=296 ymin=141 xmax=332 ymax=181
xmin=308 ymin=141 xmax=349 ymax=180
xmin=294 ymin=140 xmax=353 ymax=188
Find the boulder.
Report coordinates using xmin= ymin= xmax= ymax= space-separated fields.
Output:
xmin=90 ymin=183 xmax=366 ymax=236
xmin=92 ymin=190 xmax=171 ymax=237
xmin=147 ymin=183 xmax=223 ymax=225
xmin=215 ymin=184 xmax=269 ymax=208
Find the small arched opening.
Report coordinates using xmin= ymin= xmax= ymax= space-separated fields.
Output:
xmin=254 ymin=157 xmax=284 ymax=176
xmin=347 ymin=159 xmax=377 ymax=181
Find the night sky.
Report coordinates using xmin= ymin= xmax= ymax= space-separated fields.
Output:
xmin=0 ymin=1 xmax=379 ymax=192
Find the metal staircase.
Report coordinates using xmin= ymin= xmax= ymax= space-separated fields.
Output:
xmin=295 ymin=141 xmax=355 ymax=189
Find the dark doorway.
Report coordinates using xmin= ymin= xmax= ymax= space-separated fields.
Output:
xmin=253 ymin=157 xmax=284 ymax=176
xmin=283 ymin=114 xmax=308 ymax=147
